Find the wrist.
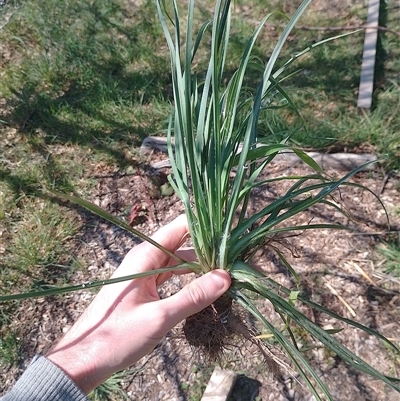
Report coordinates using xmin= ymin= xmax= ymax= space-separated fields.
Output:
xmin=46 ymin=336 xmax=107 ymax=394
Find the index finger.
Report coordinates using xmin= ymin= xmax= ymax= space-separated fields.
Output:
xmin=114 ymin=215 xmax=190 ymax=277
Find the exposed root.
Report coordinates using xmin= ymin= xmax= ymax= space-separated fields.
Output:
xmin=183 ymin=295 xmax=234 ymax=361
xmin=226 ymin=311 xmax=281 ymax=377
xmin=183 ymin=295 xmax=284 ymax=376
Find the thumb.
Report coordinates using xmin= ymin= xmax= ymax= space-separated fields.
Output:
xmin=160 ymin=270 xmax=231 ymax=329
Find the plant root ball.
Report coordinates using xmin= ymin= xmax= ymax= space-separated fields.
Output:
xmin=183 ymin=295 xmax=238 ymax=361
xmin=183 ymin=295 xmax=282 ymax=376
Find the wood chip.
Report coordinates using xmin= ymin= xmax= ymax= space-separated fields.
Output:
xmin=346 ymin=261 xmax=376 ymax=286
xmin=324 ymin=281 xmax=357 ymax=318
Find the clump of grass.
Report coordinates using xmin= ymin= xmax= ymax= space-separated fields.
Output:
xmin=89 ymin=369 xmax=134 ymax=401
xmin=0 ymin=331 xmax=20 ymax=368
xmin=0 ymin=0 xmax=170 ymax=160
xmin=0 ymin=194 xmax=81 ymax=370
xmin=378 ymin=233 xmax=400 ymax=278
xmin=251 ymin=2 xmax=400 ymax=171
xmin=2 ymin=198 xmax=80 ymax=293
xmin=156 ymin=0 xmax=399 ymax=398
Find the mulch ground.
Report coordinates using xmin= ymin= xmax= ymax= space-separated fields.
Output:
xmin=1 ymin=147 xmax=400 ymax=401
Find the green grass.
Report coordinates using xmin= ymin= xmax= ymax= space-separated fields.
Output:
xmin=0 ymin=330 xmax=20 ymax=368
xmin=0 ymin=0 xmax=170 ymax=167
xmin=5 ymin=199 xmax=79 ymax=285
xmin=0 ymin=0 xmax=399 ymax=397
xmin=378 ymin=232 xmax=400 ymax=278
xmin=0 ymin=195 xmax=80 ymax=367
xmin=1 ymin=0 xmax=399 ymax=171
xmin=226 ymin=1 xmax=400 ymax=169
xmin=89 ymin=370 xmax=134 ymax=401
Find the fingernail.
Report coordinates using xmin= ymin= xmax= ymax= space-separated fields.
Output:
xmin=210 ymin=269 xmax=231 ymax=289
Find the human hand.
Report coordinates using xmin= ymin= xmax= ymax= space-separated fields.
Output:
xmin=46 ymin=215 xmax=231 ymax=394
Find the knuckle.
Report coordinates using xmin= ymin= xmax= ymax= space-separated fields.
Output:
xmin=186 ymin=281 xmax=206 ymax=309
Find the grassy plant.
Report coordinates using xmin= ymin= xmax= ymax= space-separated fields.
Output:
xmin=3 ymin=198 xmax=80 ymax=290
xmin=253 ymin=1 xmax=400 ymax=170
xmin=89 ymin=369 xmax=133 ymax=401
xmin=378 ymin=233 xmax=400 ymax=278
xmin=0 ymin=0 xmax=170 ymax=164
xmin=155 ymin=0 xmax=399 ymax=398
xmin=0 ymin=331 xmax=20 ymax=368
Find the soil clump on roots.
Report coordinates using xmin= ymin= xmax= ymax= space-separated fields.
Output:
xmin=183 ymin=293 xmax=282 ymax=375
xmin=183 ymin=295 xmax=235 ymax=360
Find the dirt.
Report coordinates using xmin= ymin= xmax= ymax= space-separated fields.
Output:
xmin=2 ymin=144 xmax=399 ymax=400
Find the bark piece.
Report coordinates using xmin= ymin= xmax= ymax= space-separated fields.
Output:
xmin=201 ymin=366 xmax=237 ymax=401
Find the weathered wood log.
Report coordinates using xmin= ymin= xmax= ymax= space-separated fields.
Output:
xmin=140 ymin=136 xmax=377 ymax=171
xmin=273 ymin=151 xmax=377 ymax=171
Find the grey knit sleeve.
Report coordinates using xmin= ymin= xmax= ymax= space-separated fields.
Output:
xmin=0 ymin=355 xmax=89 ymax=401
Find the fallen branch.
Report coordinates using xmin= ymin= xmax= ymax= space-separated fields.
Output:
xmin=140 ymin=136 xmax=378 ymax=172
